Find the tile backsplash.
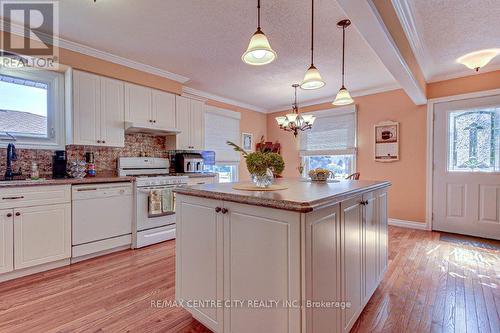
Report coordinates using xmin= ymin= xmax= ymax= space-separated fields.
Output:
xmin=0 ymin=133 xmax=167 ymax=177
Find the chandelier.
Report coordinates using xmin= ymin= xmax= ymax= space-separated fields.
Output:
xmin=275 ymin=84 xmax=316 ymax=137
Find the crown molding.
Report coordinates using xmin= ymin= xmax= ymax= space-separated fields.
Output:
xmin=391 ymin=0 xmax=433 ymax=81
xmin=268 ymin=83 xmax=401 ymax=113
xmin=0 ymin=19 xmax=190 ymax=83
xmin=182 ymin=87 xmax=267 ymax=113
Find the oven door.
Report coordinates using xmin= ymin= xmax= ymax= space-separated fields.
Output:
xmin=136 ymin=185 xmax=182 ymax=231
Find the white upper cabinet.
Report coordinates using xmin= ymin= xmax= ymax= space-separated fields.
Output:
xmin=175 ymin=96 xmax=205 ymax=150
xmin=125 ymin=83 xmax=177 ymax=130
xmin=124 ymin=83 xmax=152 ymax=125
xmin=72 ymin=70 xmax=125 ymax=147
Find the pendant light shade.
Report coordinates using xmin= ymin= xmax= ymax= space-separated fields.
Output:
xmin=242 ymin=28 xmax=277 ymax=65
xmin=333 ymin=86 xmax=354 ymax=106
xmin=300 ymin=0 xmax=325 ymax=90
xmin=332 ymin=19 xmax=353 ymax=106
xmin=242 ymin=0 xmax=277 ymax=66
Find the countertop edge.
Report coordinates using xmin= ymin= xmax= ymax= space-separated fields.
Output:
xmin=0 ymin=176 xmax=135 ymax=188
xmin=175 ymin=181 xmax=391 ymax=213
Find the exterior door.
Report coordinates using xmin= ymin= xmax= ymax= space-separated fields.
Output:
xmin=433 ymin=94 xmax=500 ymax=240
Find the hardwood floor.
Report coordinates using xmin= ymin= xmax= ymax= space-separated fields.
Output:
xmin=0 ymin=226 xmax=498 ymax=332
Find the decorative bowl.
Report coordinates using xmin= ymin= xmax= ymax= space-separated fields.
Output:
xmin=308 ymin=168 xmax=334 ymax=182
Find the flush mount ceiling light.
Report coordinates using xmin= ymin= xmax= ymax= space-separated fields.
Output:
xmin=242 ymin=0 xmax=277 ymax=66
xmin=456 ymin=48 xmax=500 ymax=72
xmin=275 ymin=84 xmax=316 ymax=137
xmin=300 ymin=0 xmax=325 ymax=90
xmin=333 ymin=19 xmax=354 ymax=106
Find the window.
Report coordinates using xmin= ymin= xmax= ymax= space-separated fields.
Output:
xmin=205 ymin=106 xmax=241 ymax=182
xmin=0 ymin=69 xmax=64 ymax=149
xmin=300 ymin=106 xmax=357 ymax=180
xmin=448 ymin=108 xmax=499 ymax=172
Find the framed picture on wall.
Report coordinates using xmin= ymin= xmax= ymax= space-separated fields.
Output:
xmin=374 ymin=121 xmax=399 ymax=162
xmin=242 ymin=132 xmax=253 ymax=151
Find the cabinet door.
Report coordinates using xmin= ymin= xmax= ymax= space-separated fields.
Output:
xmin=190 ymin=99 xmax=205 ymax=150
xmin=175 ymin=195 xmax=223 ymax=333
xmin=363 ymin=191 xmax=378 ymax=302
xmin=223 ymin=202 xmax=301 ymax=333
xmin=124 ymin=83 xmax=152 ymax=125
xmin=152 ymin=90 xmax=176 ymax=129
xmin=14 ymin=204 xmax=71 ymax=270
xmin=377 ymin=189 xmax=388 ymax=279
xmin=100 ymin=77 xmax=125 ymax=147
xmin=73 ymin=70 xmax=100 ymax=145
xmin=341 ymin=196 xmax=363 ymax=333
xmin=175 ymin=96 xmax=192 ymax=150
xmin=0 ymin=209 xmax=13 ymax=274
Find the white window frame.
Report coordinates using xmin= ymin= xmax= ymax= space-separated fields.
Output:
xmin=0 ymin=68 xmax=65 ymax=150
xmin=299 ymin=105 xmax=358 ymax=177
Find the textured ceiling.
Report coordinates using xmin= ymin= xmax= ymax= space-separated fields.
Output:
xmin=408 ymin=0 xmax=500 ymax=81
xmin=50 ymin=0 xmax=397 ymax=110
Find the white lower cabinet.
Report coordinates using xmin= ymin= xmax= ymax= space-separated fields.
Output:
xmin=14 ymin=204 xmax=71 ymax=270
xmin=0 ymin=185 xmax=72 ymax=280
xmin=0 ymin=209 xmax=14 ymax=274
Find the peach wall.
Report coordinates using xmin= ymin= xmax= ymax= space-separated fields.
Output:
xmin=268 ymin=89 xmax=427 ymax=222
xmin=427 ymin=70 xmax=500 ymax=99
xmin=205 ymin=100 xmax=267 ymax=181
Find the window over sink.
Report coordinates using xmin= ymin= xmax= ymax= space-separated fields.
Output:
xmin=0 ymin=69 xmax=65 ymax=149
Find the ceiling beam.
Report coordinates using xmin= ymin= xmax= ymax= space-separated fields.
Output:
xmin=336 ymin=0 xmax=427 ymax=105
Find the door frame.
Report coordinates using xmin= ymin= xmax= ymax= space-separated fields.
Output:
xmin=425 ymin=88 xmax=500 ymax=231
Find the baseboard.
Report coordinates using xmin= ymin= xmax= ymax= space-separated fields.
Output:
xmin=388 ymin=218 xmax=429 ymax=230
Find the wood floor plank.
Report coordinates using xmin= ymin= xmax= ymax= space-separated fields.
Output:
xmin=0 ymin=226 xmax=499 ymax=333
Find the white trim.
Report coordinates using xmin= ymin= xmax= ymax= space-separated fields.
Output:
xmin=391 ymin=0 xmax=433 ymax=81
xmin=0 ymin=19 xmax=190 ymax=84
xmin=336 ymin=0 xmax=427 ymax=105
xmin=425 ymin=88 xmax=500 ymax=232
xmin=205 ymin=105 xmax=241 ymax=120
xmin=427 ymin=65 xmax=500 ymax=83
xmin=388 ymin=218 xmax=429 ymax=230
xmin=182 ymin=86 xmax=266 ymax=113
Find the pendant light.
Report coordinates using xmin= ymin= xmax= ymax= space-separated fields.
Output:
xmin=300 ymin=0 xmax=325 ymax=90
xmin=275 ymin=84 xmax=316 ymax=137
xmin=333 ymin=19 xmax=354 ymax=106
xmin=242 ymin=0 xmax=277 ymax=66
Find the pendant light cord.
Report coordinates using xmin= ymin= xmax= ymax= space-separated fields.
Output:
xmin=257 ymin=0 xmax=261 ymax=29
xmin=310 ymin=0 xmax=314 ymax=65
xmin=341 ymin=24 xmax=345 ymax=87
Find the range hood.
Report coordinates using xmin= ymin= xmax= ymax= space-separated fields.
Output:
xmin=124 ymin=121 xmax=181 ymax=135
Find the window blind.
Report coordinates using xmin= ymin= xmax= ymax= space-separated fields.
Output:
xmin=300 ymin=106 xmax=357 ymax=156
xmin=205 ymin=106 xmax=241 ymax=162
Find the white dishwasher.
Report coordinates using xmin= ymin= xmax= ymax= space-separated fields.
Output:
xmin=72 ymin=182 xmax=133 ymax=262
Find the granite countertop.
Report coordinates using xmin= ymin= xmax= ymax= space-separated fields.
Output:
xmin=174 ymin=178 xmax=391 ymax=212
xmin=0 ymin=174 xmax=134 ymax=188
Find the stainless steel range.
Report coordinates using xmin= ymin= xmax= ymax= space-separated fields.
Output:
xmin=118 ymin=157 xmax=188 ymax=248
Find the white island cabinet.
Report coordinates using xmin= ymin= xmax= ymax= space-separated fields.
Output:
xmin=175 ymin=179 xmax=390 ymax=333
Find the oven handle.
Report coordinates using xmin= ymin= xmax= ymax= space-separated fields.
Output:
xmin=136 ymin=185 xmax=185 ymax=193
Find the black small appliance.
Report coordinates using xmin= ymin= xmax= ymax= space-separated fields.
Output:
xmin=52 ymin=150 xmax=67 ymax=179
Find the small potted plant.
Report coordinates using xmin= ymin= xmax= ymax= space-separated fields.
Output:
xmin=227 ymin=141 xmax=284 ymax=188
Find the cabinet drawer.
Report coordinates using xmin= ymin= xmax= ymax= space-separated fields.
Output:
xmin=187 ymin=177 xmax=216 ymax=186
xmin=0 ymin=185 xmax=71 ymax=209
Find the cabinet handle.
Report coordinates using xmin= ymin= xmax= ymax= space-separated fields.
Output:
xmin=15 ymin=212 xmax=21 ymax=217
xmin=360 ymin=200 xmax=369 ymax=206
xmin=215 ymin=207 xmax=222 ymax=213
xmin=221 ymin=208 xmax=228 ymax=214
xmin=2 ymin=196 xmax=24 ymax=200
xmin=6 ymin=213 xmax=12 ymax=218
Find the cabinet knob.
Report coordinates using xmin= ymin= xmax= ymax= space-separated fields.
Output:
xmin=221 ymin=208 xmax=228 ymax=214
xmin=102 ymin=140 xmax=106 ymax=144
xmin=15 ymin=212 xmax=20 ymax=216
xmin=97 ymin=140 xmax=101 ymax=143
xmin=6 ymin=213 xmax=12 ymax=218
xmin=215 ymin=207 xmax=222 ymax=213
xmin=153 ymin=120 xmax=156 ymax=123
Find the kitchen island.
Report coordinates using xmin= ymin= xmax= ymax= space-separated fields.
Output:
xmin=174 ymin=179 xmax=390 ymax=333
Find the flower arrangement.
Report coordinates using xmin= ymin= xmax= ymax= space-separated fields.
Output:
xmin=227 ymin=141 xmax=285 ymax=187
